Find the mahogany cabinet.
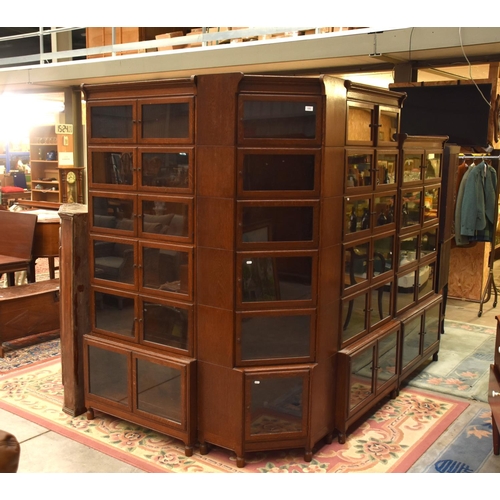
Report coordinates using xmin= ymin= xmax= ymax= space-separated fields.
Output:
xmin=398 ymin=293 xmax=442 ymax=381
xmin=336 ymin=320 xmax=400 ymax=444
xmin=82 ymin=78 xmax=198 ymax=455
xmin=80 ymin=73 xmax=449 ymax=465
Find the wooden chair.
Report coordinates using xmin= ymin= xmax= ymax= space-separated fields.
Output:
xmin=0 ymin=211 xmax=38 ymax=286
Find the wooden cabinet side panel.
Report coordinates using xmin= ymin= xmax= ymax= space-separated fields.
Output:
xmin=196 ymin=73 xmax=242 ymax=146
xmin=197 ymin=304 xmax=234 ymax=367
xmin=197 ymin=362 xmax=243 ymax=451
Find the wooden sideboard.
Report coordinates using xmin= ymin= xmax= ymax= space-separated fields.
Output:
xmin=490 ymin=317 xmax=500 ymax=455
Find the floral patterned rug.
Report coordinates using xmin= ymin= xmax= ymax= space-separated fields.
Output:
xmin=403 ymin=319 xmax=495 ymax=403
xmin=0 ymin=358 xmax=469 ymax=473
xmin=0 ymin=339 xmax=60 ymax=374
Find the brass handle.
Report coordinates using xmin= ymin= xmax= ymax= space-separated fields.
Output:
xmin=492 ymin=391 xmax=500 ymax=397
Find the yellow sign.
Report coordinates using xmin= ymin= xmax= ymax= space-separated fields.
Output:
xmin=56 ymin=124 xmax=73 ymax=134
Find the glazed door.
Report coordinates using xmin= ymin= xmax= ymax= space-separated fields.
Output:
xmin=88 ymin=100 xmax=137 ymax=143
xmin=244 ymin=369 xmax=310 ymax=442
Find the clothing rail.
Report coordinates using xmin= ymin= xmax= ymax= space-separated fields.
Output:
xmin=458 ymin=155 xmax=500 ymax=159
xmin=459 ymin=151 xmax=500 ymax=316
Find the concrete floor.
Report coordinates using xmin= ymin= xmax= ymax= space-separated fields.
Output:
xmin=1 ymin=290 xmax=500 ymax=475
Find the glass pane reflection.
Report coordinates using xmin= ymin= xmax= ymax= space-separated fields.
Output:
xmin=90 ymin=105 xmax=133 ymax=139
xmin=141 ymin=102 xmax=190 ymax=139
xmin=88 ymin=345 xmax=128 ymax=404
xmin=402 ymin=316 xmax=422 ymax=368
xmin=342 ymin=293 xmax=367 ymax=343
xmin=242 ymin=153 xmax=315 ymax=192
xmin=377 ymin=331 xmax=398 ymax=388
xmin=136 ymin=358 xmax=182 ymax=423
xmin=141 ymin=152 xmax=189 ymax=188
xmin=143 ymin=247 xmax=189 ymax=295
xmin=91 ymin=151 xmax=133 ymax=186
xmin=249 ymin=376 xmax=304 ymax=435
xmin=94 ymin=292 xmax=135 ymax=338
xmin=93 ymin=239 xmax=135 ymax=285
xmin=349 ymin=345 xmax=374 ymax=411
xmin=143 ymin=301 xmax=189 ymax=351
xmin=241 ymin=314 xmax=311 ymax=360
xmin=141 ymin=200 xmax=189 ymax=238
xmin=92 ymin=196 xmax=134 ymax=231
xmin=242 ymin=206 xmax=313 ymax=243
xmin=242 ymin=100 xmax=317 ymax=139
xmin=242 ymin=256 xmax=312 ymax=302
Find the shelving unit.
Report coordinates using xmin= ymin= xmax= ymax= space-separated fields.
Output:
xmin=78 ymin=73 xmax=449 ymax=467
xmin=29 ymin=125 xmax=61 ymax=205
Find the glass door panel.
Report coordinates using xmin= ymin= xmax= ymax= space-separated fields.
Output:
xmin=399 ymin=234 xmax=419 ymax=268
xmin=140 ymin=150 xmax=192 ymax=190
xmin=418 ymin=262 xmax=436 ymax=301
xmin=402 ymin=152 xmax=423 ymax=183
xmin=423 ymin=187 xmax=440 ymax=224
xmin=241 ymin=255 xmax=313 ymax=304
xmin=92 ymin=236 xmax=136 ymax=287
xmin=421 ymin=227 xmax=438 ymax=259
xmin=423 ymin=301 xmax=441 ymax=352
xmin=93 ymin=289 xmax=136 ymax=339
xmin=402 ymin=316 xmax=422 ymax=369
xmin=373 ymin=234 xmax=394 ymax=278
xmin=425 ymin=152 xmax=442 ymax=180
xmin=87 ymin=344 xmax=129 ymax=405
xmin=342 ymin=292 xmax=368 ymax=344
xmin=376 ymin=330 xmax=398 ymax=389
xmin=344 ymin=196 xmax=371 ymax=237
xmin=141 ymin=244 xmax=191 ymax=298
xmin=238 ymin=312 xmax=313 ymax=363
xmin=240 ymin=204 xmax=315 ymax=244
xmin=89 ymin=149 xmax=135 ymax=188
xmin=346 ymin=152 xmax=374 ymax=188
xmin=140 ymin=198 xmax=191 ymax=241
xmin=373 ymin=193 xmax=396 ymax=229
xmin=135 ymin=357 xmax=182 ymax=424
xmin=349 ymin=345 xmax=375 ymax=412
xmin=376 ymin=152 xmax=398 ymax=187
xmin=89 ymin=103 xmax=134 ymax=141
xmin=142 ymin=299 xmax=191 ymax=352
xmin=240 ymin=98 xmax=320 ymax=141
xmin=401 ymin=190 xmax=422 ymax=228
xmin=346 ymin=103 xmax=374 ymax=144
xmin=396 ymin=269 xmax=417 ymax=313
xmin=247 ymin=374 xmax=306 ymax=438
xmin=139 ymin=99 xmax=192 ymax=142
xmin=378 ymin=108 xmax=399 ymax=145
xmin=370 ymin=281 xmax=393 ymax=329
xmin=344 ymin=242 xmax=370 ymax=290
xmin=91 ymin=194 xmax=136 ymax=235
xmin=239 ymin=151 xmax=318 ymax=194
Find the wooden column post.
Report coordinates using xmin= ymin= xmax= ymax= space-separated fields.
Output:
xmin=58 ymin=203 xmax=89 ymax=416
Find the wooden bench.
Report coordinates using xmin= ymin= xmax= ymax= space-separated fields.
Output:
xmin=0 ymin=279 xmax=60 ymax=357
xmin=0 ymin=210 xmax=38 ymax=286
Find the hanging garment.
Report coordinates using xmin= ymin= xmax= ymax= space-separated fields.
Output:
xmin=460 ymin=161 xmax=498 ymax=242
xmin=455 ymin=164 xmax=471 ymax=246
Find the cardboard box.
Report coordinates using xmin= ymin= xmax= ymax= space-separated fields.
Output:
xmin=156 ymin=31 xmax=187 ymax=51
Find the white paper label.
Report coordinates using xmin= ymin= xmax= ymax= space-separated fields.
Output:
xmin=305 ymin=106 xmax=314 ymax=112
xmin=58 ymin=152 xmax=74 ymax=166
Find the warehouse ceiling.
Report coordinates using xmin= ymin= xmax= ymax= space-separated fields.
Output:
xmin=0 ymin=27 xmax=499 ymax=94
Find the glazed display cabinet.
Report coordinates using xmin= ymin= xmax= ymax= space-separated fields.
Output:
xmin=79 ymin=73 xmax=449 ymax=466
xmin=83 ymin=78 xmax=198 ymax=455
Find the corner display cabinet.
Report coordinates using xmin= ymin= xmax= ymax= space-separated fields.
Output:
xmin=81 ymin=74 xmax=448 ymax=467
